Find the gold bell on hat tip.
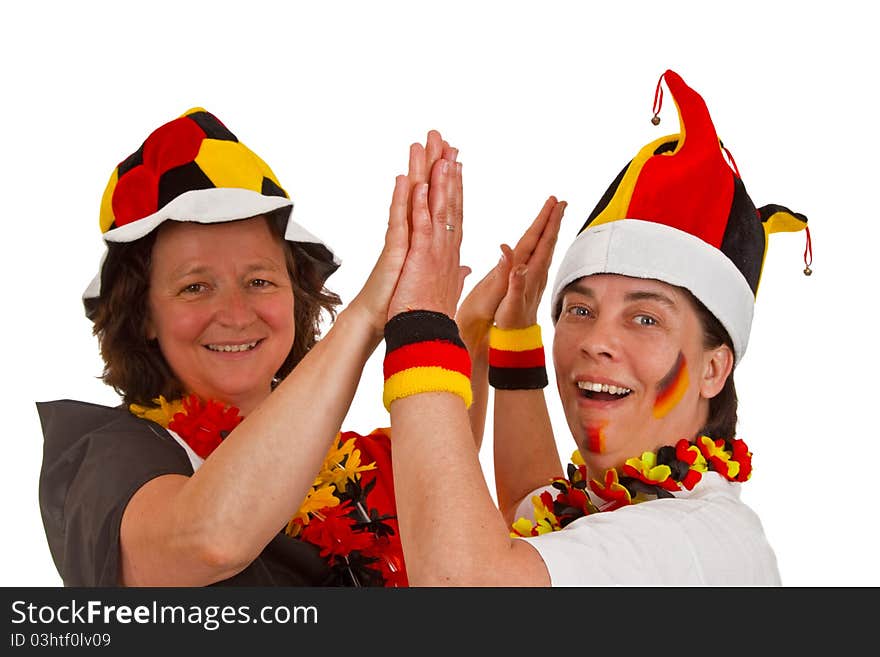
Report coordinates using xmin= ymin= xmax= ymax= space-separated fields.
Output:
xmin=802 ymin=226 xmax=812 ymax=276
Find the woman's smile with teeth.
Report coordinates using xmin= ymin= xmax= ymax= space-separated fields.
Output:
xmin=577 ymin=381 xmax=632 ymax=395
xmin=206 ymin=341 xmax=260 ymax=353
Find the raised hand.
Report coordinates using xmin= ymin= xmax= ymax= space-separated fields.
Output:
xmin=495 ymin=196 xmax=566 ymax=329
xmin=348 ymin=173 xmax=412 ymax=339
xmin=489 ymin=197 xmax=567 ymax=520
xmin=388 ymin=131 xmax=468 ymax=320
xmin=348 ymin=130 xmax=463 ymax=338
xmin=455 ymin=246 xmax=514 ymax=357
xmin=456 ymin=196 xmax=566 ymax=353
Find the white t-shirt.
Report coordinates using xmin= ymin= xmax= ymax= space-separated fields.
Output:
xmin=517 ymin=472 xmax=781 ymax=586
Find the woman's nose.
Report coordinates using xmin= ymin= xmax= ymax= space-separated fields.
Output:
xmin=579 ymin=316 xmax=619 ymax=361
xmin=214 ymin=286 xmax=256 ymax=329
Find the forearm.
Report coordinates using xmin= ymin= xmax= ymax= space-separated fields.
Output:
xmin=172 ymin=305 xmax=379 ymax=564
xmin=391 ymin=392 xmax=531 ymax=585
xmin=493 ymin=389 xmax=563 ymax=525
xmin=467 ymin=352 xmax=489 ymax=450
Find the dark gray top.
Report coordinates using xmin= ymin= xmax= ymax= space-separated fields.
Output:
xmin=36 ymin=399 xmax=329 ymax=586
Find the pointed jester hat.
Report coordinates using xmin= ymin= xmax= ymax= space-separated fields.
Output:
xmin=550 ymin=69 xmax=810 ymax=363
xmin=83 ymin=107 xmax=340 ymax=312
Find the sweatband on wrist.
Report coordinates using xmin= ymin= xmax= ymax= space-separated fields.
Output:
xmin=383 ymin=310 xmax=473 ymax=411
xmin=488 ymin=324 xmax=548 ymax=390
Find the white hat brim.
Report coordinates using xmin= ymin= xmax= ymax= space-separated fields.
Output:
xmin=85 ymin=187 xmax=340 ymax=300
xmin=550 ymin=219 xmax=754 ymax=363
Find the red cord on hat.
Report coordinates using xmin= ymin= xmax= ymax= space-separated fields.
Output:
xmin=803 ymin=225 xmax=812 ymax=276
xmin=651 ymin=73 xmax=665 ymax=125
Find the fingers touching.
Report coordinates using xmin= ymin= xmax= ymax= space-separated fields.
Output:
xmin=491 ymin=197 xmax=568 ymax=328
xmin=527 ymin=197 xmax=566 ymax=275
xmin=409 ymin=130 xmax=456 ymax=187
xmin=512 ymin=196 xmax=565 ymax=266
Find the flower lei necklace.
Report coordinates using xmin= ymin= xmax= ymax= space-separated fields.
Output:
xmin=129 ymin=394 xmax=407 ymax=587
xmin=511 ymin=435 xmax=753 ymax=537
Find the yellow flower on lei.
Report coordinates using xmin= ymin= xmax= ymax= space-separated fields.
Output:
xmin=129 ymin=396 xmax=185 ymax=428
xmin=286 ymin=485 xmax=342 ymax=536
xmin=314 ymin=434 xmax=376 ymax=489
xmin=510 ymin=492 xmax=562 ymax=537
xmin=624 ymin=450 xmax=673 ymax=483
xmin=510 ymin=517 xmax=535 ymax=538
xmin=532 ymin=495 xmax=560 ymax=533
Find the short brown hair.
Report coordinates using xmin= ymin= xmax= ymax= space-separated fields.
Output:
xmin=86 ymin=216 xmax=341 ymax=407
xmin=686 ymin=290 xmax=738 ymax=439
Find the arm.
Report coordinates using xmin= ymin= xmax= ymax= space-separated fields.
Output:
xmin=455 ymin=250 xmax=514 ymax=449
xmin=452 ymin=197 xmax=567 ymax=516
xmin=492 ymin=198 xmax=567 ymax=524
xmin=494 ymin=389 xmax=560 ymax=525
xmin=386 ymin=149 xmax=550 ymax=586
xmin=119 ymin=172 xmax=412 ymax=586
xmin=408 ymin=132 xmax=497 ymax=449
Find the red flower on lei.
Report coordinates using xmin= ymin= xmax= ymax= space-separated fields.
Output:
xmin=301 ymin=501 xmax=376 ymax=557
xmin=167 ymin=395 xmax=243 ymax=458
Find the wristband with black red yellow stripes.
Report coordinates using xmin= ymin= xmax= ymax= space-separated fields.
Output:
xmin=488 ymin=324 xmax=548 ymax=390
xmin=383 ymin=310 xmax=473 ymax=411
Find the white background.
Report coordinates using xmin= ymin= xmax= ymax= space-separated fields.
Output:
xmin=2 ymin=1 xmax=875 ymax=587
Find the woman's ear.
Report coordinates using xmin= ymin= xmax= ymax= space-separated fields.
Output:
xmin=700 ymin=344 xmax=734 ymax=399
xmin=145 ymin=315 xmax=157 ymax=341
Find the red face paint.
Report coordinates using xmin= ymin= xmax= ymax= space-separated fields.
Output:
xmin=653 ymin=351 xmax=689 ymax=418
xmin=584 ymin=423 xmax=606 ymax=453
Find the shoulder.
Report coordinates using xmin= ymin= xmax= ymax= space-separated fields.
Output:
xmin=37 ymin=399 xmax=193 ymax=503
xmin=37 ymin=399 xmax=189 ymax=466
xmin=37 ymin=399 xmax=194 ymax=585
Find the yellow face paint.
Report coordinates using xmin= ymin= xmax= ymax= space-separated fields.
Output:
xmin=653 ymin=352 xmax=689 ymax=419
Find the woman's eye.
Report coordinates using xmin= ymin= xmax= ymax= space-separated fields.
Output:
xmin=566 ymin=305 xmax=590 ymax=317
xmin=635 ymin=314 xmax=657 ymax=326
xmin=250 ymin=278 xmax=274 ymax=288
xmin=180 ymin=283 xmax=207 ymax=295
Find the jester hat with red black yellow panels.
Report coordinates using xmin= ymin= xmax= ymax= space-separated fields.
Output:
xmin=550 ymin=69 xmax=810 ymax=364
xmin=83 ymin=107 xmax=340 ymax=315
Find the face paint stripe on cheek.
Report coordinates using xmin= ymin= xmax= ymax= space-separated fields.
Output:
xmin=585 ymin=423 xmax=606 ymax=453
xmin=653 ymin=351 xmax=689 ymax=419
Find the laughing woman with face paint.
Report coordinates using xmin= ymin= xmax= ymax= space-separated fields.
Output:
xmin=388 ymin=70 xmax=810 ymax=586
xmin=35 ymin=109 xmax=458 ymax=586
